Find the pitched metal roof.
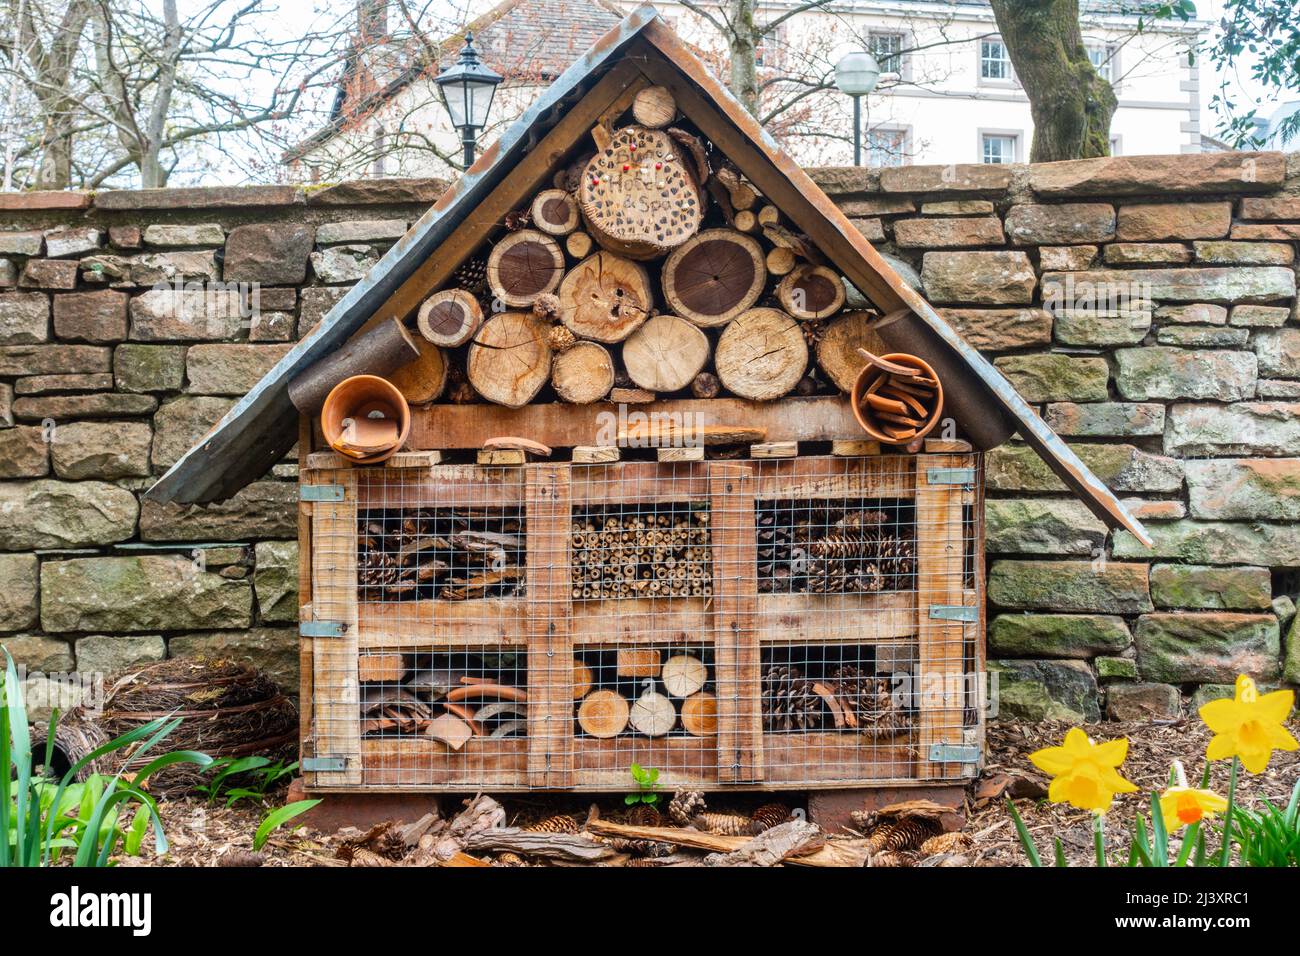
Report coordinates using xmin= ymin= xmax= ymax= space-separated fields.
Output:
xmin=149 ymin=3 xmax=1149 ymax=546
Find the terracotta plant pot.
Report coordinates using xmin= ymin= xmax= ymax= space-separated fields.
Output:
xmin=850 ymin=352 xmax=944 ymax=445
xmin=321 ymin=374 xmax=411 ymax=464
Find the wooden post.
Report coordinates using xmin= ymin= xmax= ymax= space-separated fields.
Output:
xmin=709 ymin=462 xmax=762 ymax=783
xmin=525 ymin=465 xmax=574 ymax=788
xmin=915 ymin=454 xmax=970 ymax=780
xmin=308 ymin=467 xmax=361 ymax=787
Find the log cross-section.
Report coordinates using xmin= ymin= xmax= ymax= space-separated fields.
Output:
xmin=525 ymin=465 xmax=574 ymax=787
xmin=915 ymin=453 xmax=970 ymax=780
xmin=308 ymin=467 xmax=361 ymax=786
xmin=709 ymin=462 xmax=762 ymax=783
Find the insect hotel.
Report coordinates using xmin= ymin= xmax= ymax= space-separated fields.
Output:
xmin=150 ymin=6 xmax=1148 ymax=801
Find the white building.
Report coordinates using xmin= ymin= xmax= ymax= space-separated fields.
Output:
xmin=285 ymin=0 xmax=1207 ymax=179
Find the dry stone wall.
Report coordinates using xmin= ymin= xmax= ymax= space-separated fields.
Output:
xmin=1 ymin=153 xmax=1298 ymax=724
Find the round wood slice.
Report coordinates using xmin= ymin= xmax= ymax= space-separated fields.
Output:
xmin=661 ymin=653 xmax=707 ymax=697
xmin=577 ymin=125 xmax=703 ymax=260
xmin=388 ymin=337 xmax=448 ymax=404
xmin=628 ymin=691 xmax=676 ymax=737
xmin=578 ymin=689 xmax=630 ymax=738
xmin=777 ymin=264 xmax=846 ymax=321
xmin=733 ymin=209 xmax=757 ymax=233
xmin=662 ymin=228 xmax=766 ymax=328
xmin=565 ymin=231 xmax=593 ymax=259
xmin=572 ymin=661 xmax=594 ymax=700
xmin=715 ymin=308 xmax=808 ymax=401
xmin=691 ymin=371 xmax=720 ymax=399
xmin=486 ymin=229 xmax=565 ymax=308
xmin=556 ymin=251 xmax=652 ymax=343
xmin=551 ymin=340 xmax=614 ymax=404
xmin=757 ymin=205 xmax=780 ymax=226
xmin=531 ymin=189 xmax=580 ymax=236
xmin=633 ymin=85 xmax=677 ymax=128
xmin=766 ymin=246 xmax=796 ymax=276
xmin=680 ymin=691 xmax=718 ymax=737
xmin=815 ymin=311 xmax=889 ymax=393
xmin=621 ymin=314 xmax=709 ymax=393
xmin=467 ymin=311 xmax=553 ymax=407
xmin=417 ymin=289 xmax=483 ymax=347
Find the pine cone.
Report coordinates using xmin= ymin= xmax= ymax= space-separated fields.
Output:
xmin=624 ymin=804 xmax=663 ymax=828
xmin=547 ymin=324 xmax=577 ymax=352
xmin=750 ymin=803 xmax=792 ymax=832
xmin=504 ymin=209 xmax=531 ymax=231
xmin=496 ymin=851 xmax=527 ymax=867
xmin=920 ymin=831 xmax=971 ymax=856
xmin=800 ymin=321 xmax=826 ymax=348
xmin=872 ymin=532 xmax=917 ymax=588
xmin=831 ymin=665 xmax=910 ymax=739
xmin=871 ymin=850 xmax=919 ymax=867
xmin=524 ymin=814 xmax=579 ymax=834
xmin=762 ymin=664 xmax=825 ymax=732
xmin=532 ymin=292 xmax=561 ymax=322
xmin=865 ymin=817 xmax=938 ymax=853
xmin=450 ymin=256 xmax=488 ymax=294
xmin=668 ymin=789 xmax=707 ymax=826
xmin=809 ymin=532 xmax=869 ymax=561
xmin=696 ymin=811 xmax=754 ymax=836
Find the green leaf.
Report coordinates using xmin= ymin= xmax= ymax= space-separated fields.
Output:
xmin=1093 ymin=813 xmax=1107 ymax=867
xmin=1005 ymin=799 xmax=1041 ymax=867
xmin=1150 ymin=793 xmax=1169 ymax=867
xmin=1175 ymin=821 xmax=1201 ymax=867
xmin=254 ymin=800 xmax=322 ymax=851
xmin=624 ymin=793 xmax=639 ymax=805
xmin=1053 ymin=837 xmax=1067 ymax=867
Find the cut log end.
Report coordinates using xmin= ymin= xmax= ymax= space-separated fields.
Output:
xmin=578 ymin=689 xmax=630 ymax=738
xmin=466 ymin=311 xmax=553 ymax=408
xmin=628 ymin=691 xmax=676 ymax=737
xmin=680 ymin=691 xmax=718 ymax=737
xmin=487 ymin=229 xmax=566 ymax=308
xmin=661 ymin=654 xmax=708 ymax=697
xmin=551 ymin=340 xmax=615 ymax=404
xmin=417 ymin=289 xmax=484 ymax=348
xmin=662 ymin=228 xmax=766 ymax=328
xmin=716 ymin=308 xmax=809 ymax=402
xmin=557 ymin=251 xmax=653 ymax=343
xmin=632 ymin=85 xmax=677 ymax=128
xmin=531 ymin=189 xmax=581 ymax=236
xmin=622 ymin=314 xmax=710 ymax=393
xmin=778 ymin=264 xmax=847 ymax=321
xmin=388 ymin=337 xmax=448 ymax=405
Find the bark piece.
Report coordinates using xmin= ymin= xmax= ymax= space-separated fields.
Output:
xmin=577 ymin=125 xmax=703 ymax=260
xmin=703 ymin=821 xmax=823 ymax=867
xmin=551 ymin=340 xmax=615 ymax=404
xmin=388 ymin=338 xmax=448 ymax=404
xmin=557 ymin=251 xmax=653 ymax=343
xmin=715 ymin=308 xmax=808 ymax=401
xmin=778 ymin=264 xmax=846 ymax=320
xmin=530 ymin=189 xmax=580 ymax=236
xmin=286 ymin=318 xmax=419 ymax=414
xmin=662 ymin=229 xmax=766 ymax=328
xmin=661 ymin=654 xmax=707 ymax=697
xmin=814 ymin=312 xmax=888 ymax=393
xmin=486 ymin=229 xmax=565 ymax=308
xmin=622 ymin=314 xmax=710 ymax=393
xmin=417 ymin=289 xmax=483 ymax=347
xmin=632 ymin=86 xmax=677 ymax=128
xmin=578 ymin=689 xmax=630 ymax=738
xmin=629 ymin=690 xmax=676 ymax=737
xmin=680 ymin=691 xmax=718 ymax=737
xmin=467 ymin=311 xmax=553 ymax=407
xmin=461 ymin=827 xmax=616 ymax=863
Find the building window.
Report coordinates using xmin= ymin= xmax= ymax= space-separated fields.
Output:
xmin=869 ymin=32 xmax=904 ymax=75
xmin=756 ymin=23 xmax=787 ymax=69
xmin=867 ymin=127 xmax=909 ymax=167
xmin=1088 ymin=44 xmax=1116 ymax=83
xmin=981 ymin=133 xmax=1018 ymax=164
xmin=980 ymin=38 xmax=1013 ymax=81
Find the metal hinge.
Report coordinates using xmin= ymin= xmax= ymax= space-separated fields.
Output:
xmin=928 ymin=744 xmax=981 ymax=764
xmin=300 ymin=620 xmax=346 ymax=638
xmin=300 ymin=484 xmax=345 ymax=502
xmin=301 ymin=756 xmax=347 ymax=772
xmin=929 ymin=604 xmax=979 ymax=623
xmin=927 ymin=467 xmax=976 ymax=487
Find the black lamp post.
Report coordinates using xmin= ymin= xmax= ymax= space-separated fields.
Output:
xmin=833 ymin=51 xmax=882 ymax=166
xmin=435 ymin=32 xmax=503 ymax=169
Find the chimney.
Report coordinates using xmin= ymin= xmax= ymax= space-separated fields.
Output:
xmin=358 ymin=0 xmax=388 ymax=40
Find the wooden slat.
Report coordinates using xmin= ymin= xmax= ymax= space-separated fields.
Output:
xmin=297 ymin=415 xmax=314 ymax=761
xmin=752 ymin=455 xmax=914 ymax=499
xmin=407 ymin=396 xmax=861 ymax=449
xmin=525 ymin=465 xmax=574 ymax=787
xmin=710 ymin=462 xmax=762 ymax=783
xmin=914 ymin=454 xmax=971 ymax=780
xmin=308 ymin=468 xmax=361 ymax=786
xmin=362 ymin=737 xmax=528 ymax=788
xmin=365 ymin=60 xmax=648 ymax=327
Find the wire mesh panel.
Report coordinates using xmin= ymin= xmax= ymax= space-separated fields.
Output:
xmin=303 ymin=452 xmax=982 ymax=791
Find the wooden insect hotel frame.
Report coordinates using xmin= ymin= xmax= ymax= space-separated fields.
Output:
xmin=149 ymin=6 xmax=1149 ymax=798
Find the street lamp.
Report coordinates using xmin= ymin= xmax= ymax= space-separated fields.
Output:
xmin=435 ymin=32 xmax=503 ymax=169
xmin=834 ymin=51 xmax=881 ymax=166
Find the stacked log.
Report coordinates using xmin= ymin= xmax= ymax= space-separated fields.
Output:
xmin=569 ymin=507 xmax=712 ymax=600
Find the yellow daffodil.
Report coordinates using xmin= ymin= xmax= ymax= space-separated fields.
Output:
xmin=1029 ymin=727 xmax=1138 ymax=813
xmin=1199 ymin=675 xmax=1297 ymax=774
xmin=1159 ymin=787 xmax=1229 ymax=830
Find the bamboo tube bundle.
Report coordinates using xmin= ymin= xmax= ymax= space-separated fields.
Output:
xmin=568 ymin=505 xmax=711 ymax=600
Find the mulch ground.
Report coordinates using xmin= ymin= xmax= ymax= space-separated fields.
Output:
xmin=119 ymin=715 xmax=1300 ymax=867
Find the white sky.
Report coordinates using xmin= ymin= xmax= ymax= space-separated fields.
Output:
xmin=162 ymin=0 xmax=1288 ymax=184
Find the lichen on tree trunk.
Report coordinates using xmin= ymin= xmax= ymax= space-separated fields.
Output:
xmin=989 ymin=0 xmax=1118 ymax=162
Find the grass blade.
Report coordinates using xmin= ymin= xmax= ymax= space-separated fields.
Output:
xmin=1005 ymin=798 xmax=1042 ymax=867
xmin=1150 ymin=793 xmax=1169 ymax=866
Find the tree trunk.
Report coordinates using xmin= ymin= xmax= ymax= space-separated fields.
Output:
xmin=728 ymin=0 xmax=760 ymax=116
xmin=989 ymin=0 xmax=1117 ymax=161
